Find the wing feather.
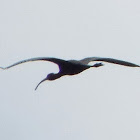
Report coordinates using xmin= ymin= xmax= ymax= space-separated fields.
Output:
xmin=0 ymin=57 xmax=68 ymax=69
xmin=80 ymin=57 xmax=140 ymax=67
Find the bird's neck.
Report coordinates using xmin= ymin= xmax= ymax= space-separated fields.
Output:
xmin=51 ymin=73 xmax=63 ymax=80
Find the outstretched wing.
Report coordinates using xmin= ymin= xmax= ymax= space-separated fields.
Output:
xmin=80 ymin=57 xmax=140 ymax=67
xmin=0 ymin=57 xmax=69 ymax=70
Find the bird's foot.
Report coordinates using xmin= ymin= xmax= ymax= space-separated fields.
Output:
xmin=93 ymin=63 xmax=104 ymax=67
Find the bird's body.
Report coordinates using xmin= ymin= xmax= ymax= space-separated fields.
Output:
xmin=0 ymin=56 xmax=139 ymax=90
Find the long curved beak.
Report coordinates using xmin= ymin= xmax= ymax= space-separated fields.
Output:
xmin=35 ymin=77 xmax=47 ymax=90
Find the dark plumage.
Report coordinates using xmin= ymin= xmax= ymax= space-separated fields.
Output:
xmin=0 ymin=57 xmax=139 ymax=90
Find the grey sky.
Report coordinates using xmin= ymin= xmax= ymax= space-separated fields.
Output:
xmin=0 ymin=0 xmax=140 ymax=140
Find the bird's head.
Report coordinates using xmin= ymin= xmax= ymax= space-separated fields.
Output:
xmin=35 ymin=73 xmax=62 ymax=90
xmin=46 ymin=73 xmax=56 ymax=80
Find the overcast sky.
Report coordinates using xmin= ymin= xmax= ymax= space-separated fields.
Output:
xmin=0 ymin=0 xmax=140 ymax=140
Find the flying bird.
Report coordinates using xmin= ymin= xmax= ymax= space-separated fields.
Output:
xmin=0 ymin=57 xmax=139 ymax=90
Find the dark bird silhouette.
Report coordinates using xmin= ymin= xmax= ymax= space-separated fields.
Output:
xmin=0 ymin=57 xmax=139 ymax=90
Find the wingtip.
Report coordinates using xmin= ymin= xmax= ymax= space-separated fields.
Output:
xmin=0 ymin=67 xmax=5 ymax=70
